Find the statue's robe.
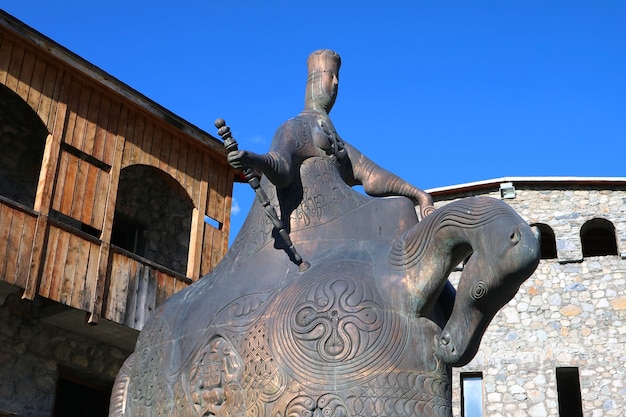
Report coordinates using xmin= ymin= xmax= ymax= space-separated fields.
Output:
xmin=123 ymin=156 xmax=452 ymax=417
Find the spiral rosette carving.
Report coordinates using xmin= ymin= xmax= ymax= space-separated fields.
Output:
xmin=292 ymin=279 xmax=383 ymax=363
xmin=269 ymin=260 xmax=408 ymax=390
xmin=470 ymin=281 xmax=487 ymax=300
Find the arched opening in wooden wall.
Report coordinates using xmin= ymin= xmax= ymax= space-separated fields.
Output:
xmin=581 ymin=218 xmax=618 ymax=257
xmin=0 ymin=84 xmax=47 ymax=208
xmin=112 ymin=164 xmax=193 ymax=274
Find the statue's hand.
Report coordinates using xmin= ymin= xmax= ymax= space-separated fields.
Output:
xmin=421 ymin=205 xmax=436 ymax=218
xmin=227 ymin=150 xmax=252 ymax=170
xmin=418 ymin=193 xmax=436 ymax=218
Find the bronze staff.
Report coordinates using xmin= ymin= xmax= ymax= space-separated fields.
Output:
xmin=215 ymin=118 xmax=310 ymax=272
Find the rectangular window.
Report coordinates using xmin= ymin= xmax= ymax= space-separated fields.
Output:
xmin=556 ymin=367 xmax=583 ymax=417
xmin=204 ymin=214 xmax=223 ymax=230
xmin=461 ymin=372 xmax=484 ymax=417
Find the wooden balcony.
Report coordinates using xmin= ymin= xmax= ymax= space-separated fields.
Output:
xmin=0 ymin=195 xmax=199 ymax=331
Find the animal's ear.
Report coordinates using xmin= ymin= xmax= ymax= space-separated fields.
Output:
xmin=510 ymin=226 xmax=521 ymax=245
xmin=531 ymin=225 xmax=541 ymax=241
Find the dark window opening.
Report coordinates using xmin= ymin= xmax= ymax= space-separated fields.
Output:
xmin=53 ymin=374 xmax=111 ymax=417
xmin=49 ymin=210 xmax=101 ymax=239
xmin=0 ymin=84 xmax=47 ymax=208
xmin=112 ymin=165 xmax=193 ymax=274
xmin=111 ymin=211 xmax=147 ymax=256
xmin=532 ymin=223 xmax=557 ymax=259
xmin=461 ymin=372 xmax=483 ymax=417
xmin=581 ymin=218 xmax=617 ymax=257
xmin=556 ymin=367 xmax=583 ymax=417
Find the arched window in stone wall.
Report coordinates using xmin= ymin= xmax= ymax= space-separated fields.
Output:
xmin=111 ymin=164 xmax=193 ymax=274
xmin=580 ymin=218 xmax=618 ymax=257
xmin=0 ymin=84 xmax=47 ymax=208
xmin=531 ymin=223 xmax=557 ymax=260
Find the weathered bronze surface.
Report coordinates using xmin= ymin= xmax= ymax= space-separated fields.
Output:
xmin=110 ymin=50 xmax=540 ymax=417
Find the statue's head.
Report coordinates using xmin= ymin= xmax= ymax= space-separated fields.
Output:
xmin=305 ymin=49 xmax=341 ymax=113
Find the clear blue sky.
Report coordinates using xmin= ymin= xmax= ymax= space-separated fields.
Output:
xmin=5 ymin=1 xmax=625 ymax=243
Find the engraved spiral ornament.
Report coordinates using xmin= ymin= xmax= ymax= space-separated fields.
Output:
xmin=470 ymin=281 xmax=487 ymax=301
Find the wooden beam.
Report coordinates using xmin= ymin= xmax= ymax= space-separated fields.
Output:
xmin=186 ymin=150 xmax=211 ymax=280
xmin=22 ymin=70 xmax=69 ymax=300
xmin=87 ymin=105 xmax=128 ymax=323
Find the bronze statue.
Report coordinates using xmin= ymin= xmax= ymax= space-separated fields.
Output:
xmin=227 ymin=49 xmax=435 ymax=220
xmin=109 ymin=50 xmax=540 ymax=417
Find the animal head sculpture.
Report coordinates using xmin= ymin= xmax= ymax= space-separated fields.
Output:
xmin=390 ymin=196 xmax=541 ymax=367
xmin=435 ymin=198 xmax=540 ymax=366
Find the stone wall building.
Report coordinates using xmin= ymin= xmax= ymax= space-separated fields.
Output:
xmin=429 ymin=178 xmax=626 ymax=417
xmin=0 ymin=11 xmax=236 ymax=417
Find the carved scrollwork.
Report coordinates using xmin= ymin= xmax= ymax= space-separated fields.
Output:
xmin=241 ymin=322 xmax=285 ymax=403
xmin=286 ymin=393 xmax=349 ymax=417
xmin=293 ymin=120 xmax=310 ymax=150
xmin=110 ymin=355 xmax=134 ymax=417
xmin=292 ymin=157 xmax=365 ymax=228
xmin=346 ymin=371 xmax=451 ymax=417
xmin=129 ymin=318 xmax=169 ymax=408
xmin=186 ymin=336 xmax=245 ymax=417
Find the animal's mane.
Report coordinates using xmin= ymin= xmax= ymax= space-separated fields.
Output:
xmin=389 ymin=197 xmax=514 ymax=269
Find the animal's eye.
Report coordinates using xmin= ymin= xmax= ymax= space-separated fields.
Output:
xmin=510 ymin=227 xmax=521 ymax=244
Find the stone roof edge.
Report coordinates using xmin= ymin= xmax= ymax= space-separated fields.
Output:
xmin=0 ymin=10 xmax=225 ymax=154
xmin=426 ymin=176 xmax=626 ymax=196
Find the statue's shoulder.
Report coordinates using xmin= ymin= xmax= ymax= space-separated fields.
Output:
xmin=277 ymin=112 xmax=318 ymax=131
xmin=272 ymin=113 xmax=319 ymax=150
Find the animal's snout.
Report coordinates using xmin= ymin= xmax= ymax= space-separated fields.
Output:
xmin=440 ymin=331 xmax=453 ymax=351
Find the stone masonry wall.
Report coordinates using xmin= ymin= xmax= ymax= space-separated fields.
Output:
xmin=433 ymin=184 xmax=626 ymax=417
xmin=0 ymin=292 xmax=130 ymax=417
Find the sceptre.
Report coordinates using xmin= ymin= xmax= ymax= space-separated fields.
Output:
xmin=215 ymin=118 xmax=310 ymax=272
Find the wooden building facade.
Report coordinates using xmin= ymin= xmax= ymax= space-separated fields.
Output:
xmin=0 ymin=10 xmax=235 ymax=331
xmin=0 ymin=9 xmax=239 ymax=416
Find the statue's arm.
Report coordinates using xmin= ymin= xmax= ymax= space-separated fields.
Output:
xmin=227 ymin=122 xmax=299 ymax=188
xmin=344 ymin=142 xmax=435 ymax=218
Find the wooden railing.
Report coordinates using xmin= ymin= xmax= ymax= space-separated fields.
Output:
xmin=0 ymin=196 xmax=37 ymax=289
xmin=106 ymin=246 xmax=191 ymax=330
xmin=0 ymin=197 xmax=193 ymax=331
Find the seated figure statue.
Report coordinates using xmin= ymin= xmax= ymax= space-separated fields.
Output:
xmin=109 ymin=49 xmax=541 ymax=417
xmin=228 ymin=49 xmax=435 ymax=225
